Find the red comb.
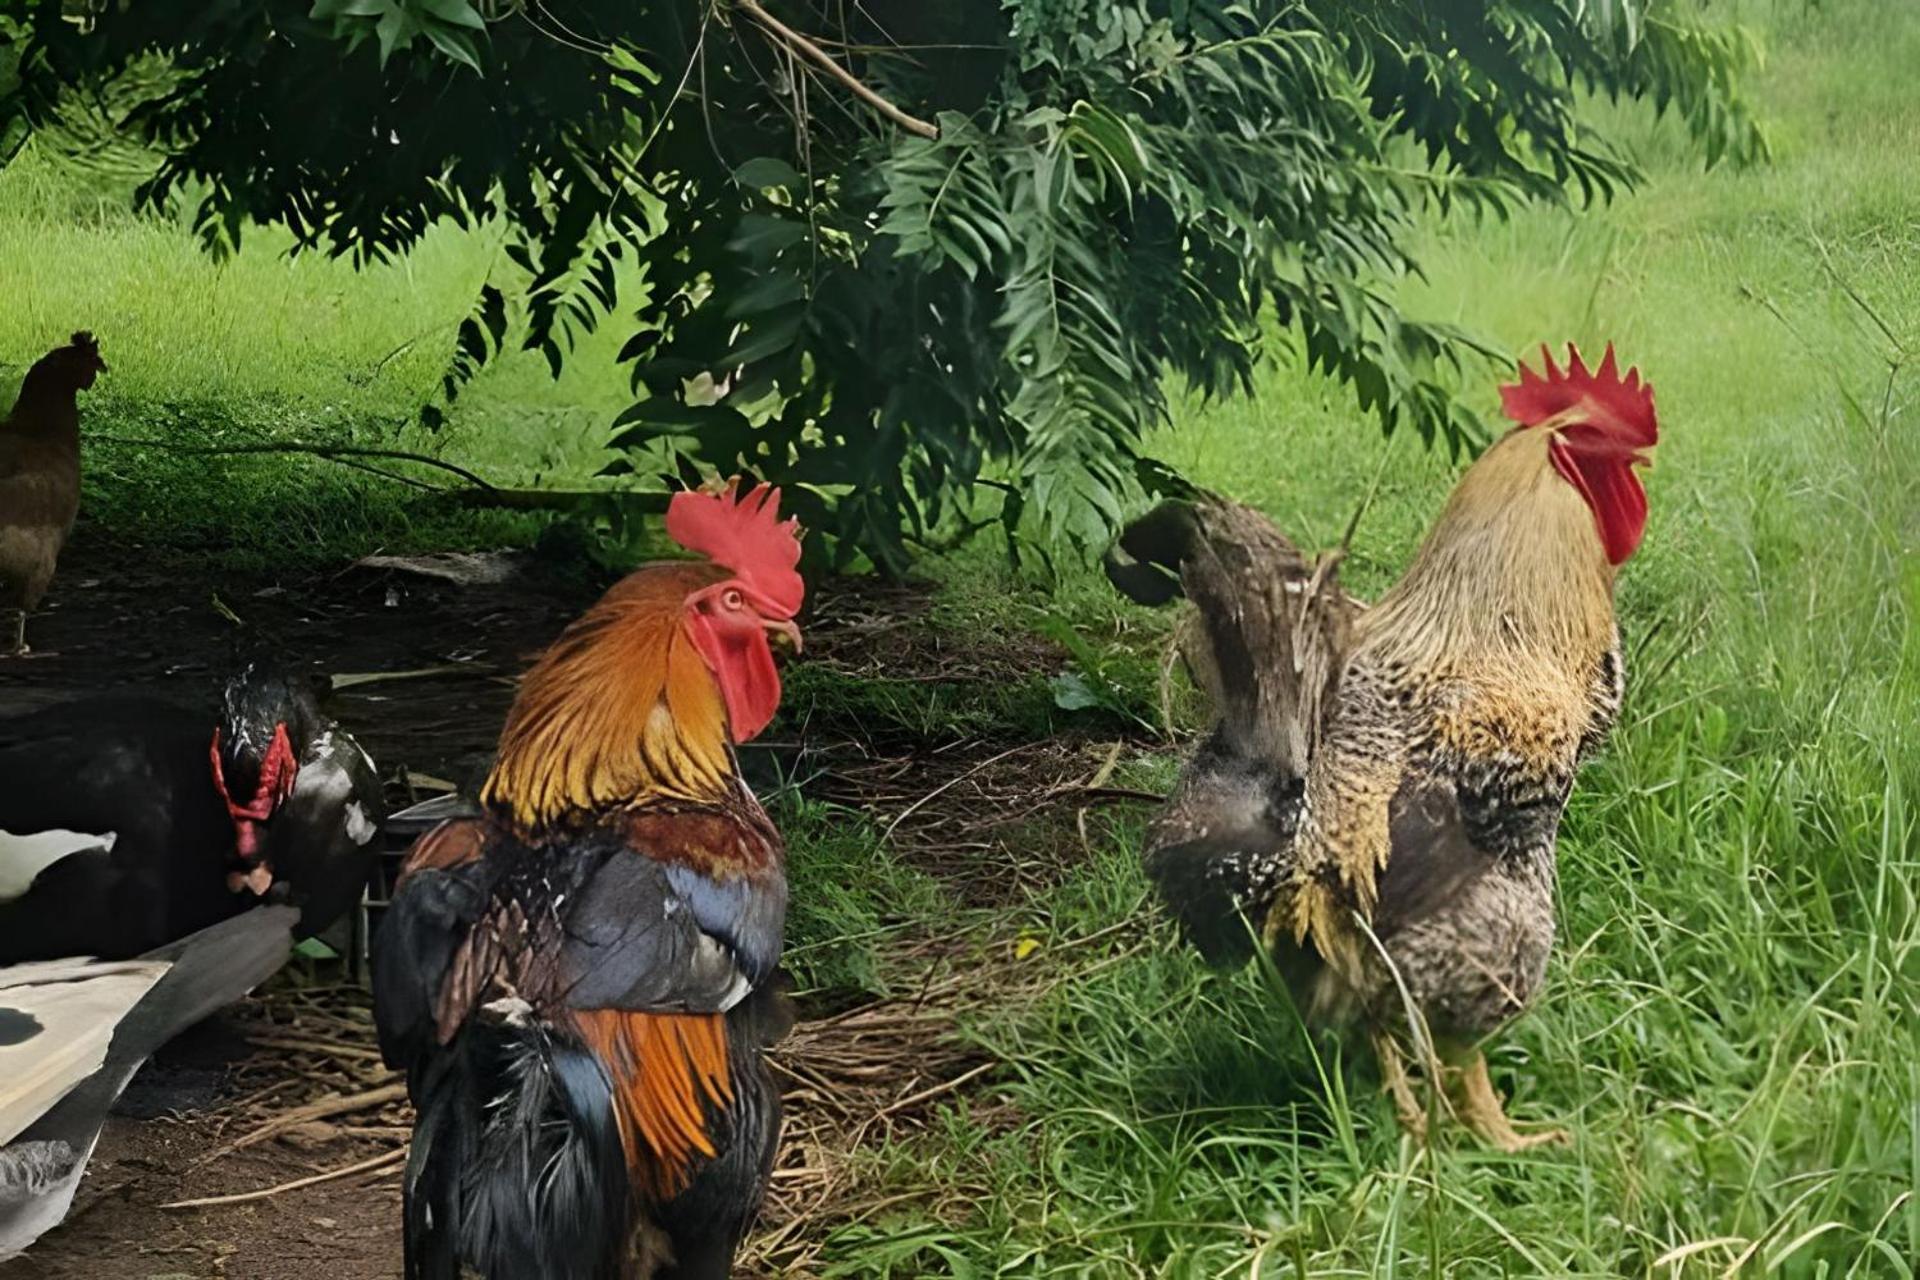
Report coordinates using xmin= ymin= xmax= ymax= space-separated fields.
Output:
xmin=665 ymin=479 xmax=805 ymax=617
xmin=1500 ymin=343 xmax=1657 ymax=448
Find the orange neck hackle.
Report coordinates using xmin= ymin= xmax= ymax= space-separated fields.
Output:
xmin=482 ymin=562 xmax=738 ymax=833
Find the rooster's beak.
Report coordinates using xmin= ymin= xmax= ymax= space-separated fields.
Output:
xmin=765 ymin=618 xmax=802 ymax=656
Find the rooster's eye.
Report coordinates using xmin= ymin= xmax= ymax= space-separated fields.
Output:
xmin=722 ymin=589 xmax=744 ymax=611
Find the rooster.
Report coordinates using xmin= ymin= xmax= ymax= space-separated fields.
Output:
xmin=1108 ymin=344 xmax=1656 ymax=1149
xmin=373 ymin=480 xmax=804 ymax=1279
xmin=0 ymin=332 xmax=104 ymax=656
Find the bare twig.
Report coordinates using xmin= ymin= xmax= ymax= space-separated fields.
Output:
xmin=1336 ymin=432 xmax=1398 ymax=558
xmin=331 ymin=455 xmax=447 ymax=492
xmin=880 ymin=743 xmax=1035 ymax=842
xmin=243 ymin=1034 xmax=386 ymax=1063
xmin=328 ymin=665 xmax=487 ymax=691
xmin=732 ymin=0 xmax=938 ymax=139
xmin=200 ymin=1081 xmax=407 ymax=1163
xmin=90 ymin=437 xmax=499 ymax=492
xmin=1051 ymin=784 xmax=1165 ymax=805
xmin=365 ymin=332 xmax=430 ymax=380
xmin=872 ymin=1060 xmax=999 ymax=1121
xmin=1086 ymin=740 xmax=1123 ymax=790
xmin=162 ymin=1148 xmax=408 ymax=1211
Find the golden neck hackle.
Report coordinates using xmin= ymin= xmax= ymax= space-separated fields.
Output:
xmin=1357 ymin=427 xmax=1617 ymax=675
xmin=482 ymin=563 xmax=737 ymax=832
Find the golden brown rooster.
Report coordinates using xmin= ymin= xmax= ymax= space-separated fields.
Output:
xmin=0 ymin=333 xmax=104 ymax=656
xmin=1109 ymin=344 xmax=1657 ymax=1150
xmin=372 ymin=480 xmax=804 ymax=1279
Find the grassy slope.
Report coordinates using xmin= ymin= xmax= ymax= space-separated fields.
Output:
xmin=4 ymin=0 xmax=1915 ymax=1274
xmin=0 ymin=153 xmax=638 ymax=563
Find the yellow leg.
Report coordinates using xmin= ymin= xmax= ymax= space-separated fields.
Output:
xmin=1372 ymin=1031 xmax=1443 ymax=1142
xmin=1446 ymin=1050 xmax=1569 ymax=1152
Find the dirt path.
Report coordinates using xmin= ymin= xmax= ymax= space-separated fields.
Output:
xmin=0 ymin=533 xmax=595 ymax=783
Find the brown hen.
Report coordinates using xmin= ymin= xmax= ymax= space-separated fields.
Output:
xmin=0 ymin=332 xmax=104 ymax=656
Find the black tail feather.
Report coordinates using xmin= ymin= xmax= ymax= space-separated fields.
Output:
xmin=1103 ymin=499 xmax=1201 ymax=607
xmin=404 ymin=1021 xmax=630 ymax=1280
xmin=1144 ymin=829 xmax=1280 ymax=968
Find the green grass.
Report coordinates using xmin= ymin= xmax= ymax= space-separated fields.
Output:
xmin=899 ymin=3 xmax=1920 ymax=1273
xmin=6 ymin=0 xmax=1918 ymax=1274
xmin=0 ymin=146 xmax=643 ymax=565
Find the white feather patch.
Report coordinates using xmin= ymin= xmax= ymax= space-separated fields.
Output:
xmin=343 ymin=802 xmax=376 ymax=846
xmin=0 ymin=831 xmax=116 ymax=902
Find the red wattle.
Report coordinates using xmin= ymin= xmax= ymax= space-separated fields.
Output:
xmin=1550 ymin=435 xmax=1648 ymax=565
xmin=684 ymin=611 xmax=782 ymax=742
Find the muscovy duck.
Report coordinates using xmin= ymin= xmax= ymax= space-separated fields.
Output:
xmin=0 ymin=664 xmax=384 ymax=963
xmin=0 ymin=905 xmax=297 ymax=1256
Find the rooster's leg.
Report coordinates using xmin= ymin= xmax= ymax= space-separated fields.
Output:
xmin=2 ymin=610 xmax=25 ymax=657
xmin=1372 ymin=1030 xmax=1438 ymax=1142
xmin=1446 ymin=1050 xmax=1568 ymax=1152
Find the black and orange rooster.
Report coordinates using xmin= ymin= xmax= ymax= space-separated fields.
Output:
xmin=1109 ymin=345 xmax=1657 ymax=1150
xmin=373 ymin=481 xmax=804 ymax=1280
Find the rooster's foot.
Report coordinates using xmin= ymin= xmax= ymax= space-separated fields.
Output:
xmin=1446 ymin=1051 xmax=1568 ymax=1152
xmin=1373 ymin=1031 xmax=1446 ymax=1142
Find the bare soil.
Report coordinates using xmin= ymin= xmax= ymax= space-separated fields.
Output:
xmin=1 ymin=1005 xmax=408 ymax=1280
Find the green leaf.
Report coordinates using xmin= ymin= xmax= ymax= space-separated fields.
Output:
xmin=374 ymin=7 xmax=411 ymax=64
xmin=733 ymin=156 xmax=805 ymax=190
xmin=1050 ymin=669 xmax=1104 ymax=712
xmin=310 ymin=0 xmax=388 ymax=18
xmin=422 ymin=22 xmax=482 ymax=72
xmin=419 ymin=0 xmax=486 ymax=31
xmin=608 ymin=400 xmax=752 ymax=447
xmin=293 ymin=937 xmax=340 ymax=961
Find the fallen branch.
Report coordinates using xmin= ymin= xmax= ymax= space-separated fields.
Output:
xmin=200 ymin=1080 xmax=406 ymax=1163
xmin=162 ymin=1147 xmax=407 ymax=1211
xmin=243 ymin=1034 xmax=386 ymax=1063
xmin=443 ymin=487 xmax=670 ymax=513
xmin=91 ymin=436 xmax=499 ymax=493
xmin=732 ymin=0 xmax=939 ymax=139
